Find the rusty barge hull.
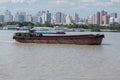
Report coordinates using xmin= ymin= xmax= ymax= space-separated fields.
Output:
xmin=13 ymin=34 xmax=104 ymax=45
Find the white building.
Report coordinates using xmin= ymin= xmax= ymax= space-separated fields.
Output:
xmin=26 ymin=15 xmax=33 ymax=22
xmin=34 ymin=10 xmax=51 ymax=24
xmin=66 ymin=15 xmax=72 ymax=24
xmin=109 ymin=17 xmax=114 ymax=24
xmin=110 ymin=13 xmax=118 ymax=23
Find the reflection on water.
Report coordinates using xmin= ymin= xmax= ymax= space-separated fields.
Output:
xmin=0 ymin=30 xmax=120 ymax=80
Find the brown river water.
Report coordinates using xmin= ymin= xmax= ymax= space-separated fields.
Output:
xmin=0 ymin=30 xmax=120 ymax=80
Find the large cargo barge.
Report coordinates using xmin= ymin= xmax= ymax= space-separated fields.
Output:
xmin=13 ymin=32 xmax=104 ymax=45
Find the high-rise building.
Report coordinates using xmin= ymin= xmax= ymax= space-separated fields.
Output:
xmin=14 ymin=12 xmax=26 ymax=22
xmin=51 ymin=14 xmax=55 ymax=24
xmin=102 ymin=15 xmax=110 ymax=25
xmin=4 ymin=10 xmax=13 ymax=22
xmin=32 ymin=16 xmax=38 ymax=23
xmin=55 ymin=12 xmax=62 ymax=24
xmin=72 ymin=13 xmax=79 ymax=24
xmin=87 ymin=16 xmax=92 ymax=24
xmin=0 ymin=15 xmax=4 ymax=23
xmin=110 ymin=13 xmax=117 ymax=18
xmin=92 ymin=14 xmax=95 ymax=24
xmin=92 ymin=10 xmax=110 ymax=26
xmin=38 ymin=17 xmax=42 ymax=24
xmin=95 ymin=11 xmax=100 ymax=25
xmin=34 ymin=11 xmax=42 ymax=23
xmin=46 ymin=10 xmax=51 ymax=24
xmin=66 ymin=15 xmax=72 ymax=24
xmin=92 ymin=12 xmax=100 ymax=25
xmin=41 ymin=10 xmax=51 ymax=24
xmin=35 ymin=10 xmax=51 ymax=24
xmin=118 ymin=13 xmax=120 ymax=24
xmin=32 ymin=16 xmax=42 ymax=24
xmin=100 ymin=10 xmax=108 ymax=25
xmin=109 ymin=17 xmax=115 ymax=24
xmin=61 ymin=13 xmax=66 ymax=24
xmin=36 ymin=11 xmax=43 ymax=17
xmin=26 ymin=15 xmax=33 ymax=22
xmin=55 ymin=12 xmax=66 ymax=24
xmin=110 ymin=13 xmax=118 ymax=23
xmin=41 ymin=11 xmax=46 ymax=24
xmin=118 ymin=14 xmax=120 ymax=24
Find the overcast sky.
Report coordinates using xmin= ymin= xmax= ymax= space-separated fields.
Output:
xmin=0 ymin=0 xmax=120 ymax=17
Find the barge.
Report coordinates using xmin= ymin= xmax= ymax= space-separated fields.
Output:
xmin=13 ymin=31 xmax=104 ymax=45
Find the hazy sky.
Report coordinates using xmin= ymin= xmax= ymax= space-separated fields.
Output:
xmin=0 ymin=0 xmax=119 ymax=17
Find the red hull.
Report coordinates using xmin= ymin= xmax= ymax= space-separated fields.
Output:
xmin=13 ymin=34 xmax=104 ymax=45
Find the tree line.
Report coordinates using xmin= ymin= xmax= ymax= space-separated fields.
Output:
xmin=0 ymin=21 xmax=120 ymax=31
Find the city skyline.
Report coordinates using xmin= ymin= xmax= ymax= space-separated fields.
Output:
xmin=0 ymin=0 xmax=120 ymax=17
xmin=0 ymin=9 xmax=119 ymax=26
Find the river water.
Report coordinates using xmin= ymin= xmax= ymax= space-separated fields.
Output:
xmin=0 ymin=30 xmax=120 ymax=80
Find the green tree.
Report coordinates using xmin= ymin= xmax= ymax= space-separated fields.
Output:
xmin=42 ymin=21 xmax=50 ymax=27
xmin=0 ymin=24 xmax=2 ymax=27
